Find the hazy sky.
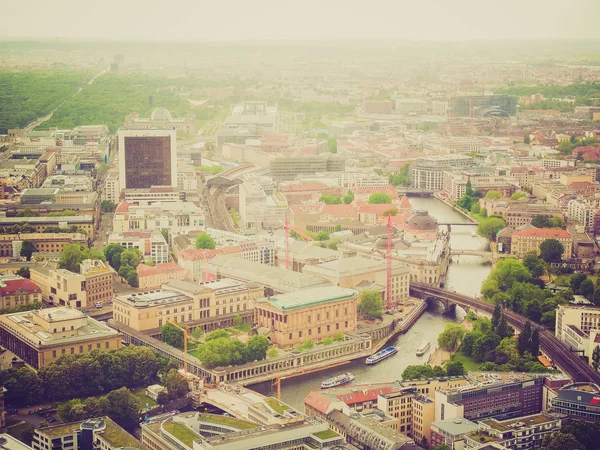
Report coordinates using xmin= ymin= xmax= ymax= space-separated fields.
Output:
xmin=2 ymin=0 xmax=598 ymax=41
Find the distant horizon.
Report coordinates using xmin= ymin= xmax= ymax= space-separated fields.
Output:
xmin=2 ymin=0 xmax=598 ymax=42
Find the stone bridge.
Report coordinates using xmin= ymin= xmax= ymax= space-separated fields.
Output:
xmin=449 ymin=249 xmax=495 ymax=262
xmin=409 ymin=282 xmax=600 ymax=385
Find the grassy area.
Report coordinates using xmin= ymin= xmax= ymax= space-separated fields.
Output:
xmin=313 ymin=429 xmax=339 ymax=440
xmin=163 ymin=421 xmax=201 ymax=447
xmin=101 ymin=417 xmax=143 ymax=448
xmin=265 ymin=398 xmax=289 ymax=414
xmin=554 ymin=274 xmax=597 ymax=287
xmin=132 ymin=387 xmax=157 ymax=410
xmin=199 ymin=414 xmax=257 ymax=430
xmin=230 ymin=323 xmax=252 ymax=333
xmin=470 ymin=212 xmax=485 ymax=223
xmin=450 ymin=351 xmax=480 ymax=372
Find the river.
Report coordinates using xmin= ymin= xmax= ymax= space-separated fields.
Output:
xmin=250 ymin=196 xmax=492 ymax=410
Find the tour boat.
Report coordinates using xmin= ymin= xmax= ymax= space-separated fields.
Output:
xmin=365 ymin=346 xmax=398 ymax=365
xmin=416 ymin=341 xmax=431 ymax=356
xmin=321 ymin=372 xmax=355 ymax=389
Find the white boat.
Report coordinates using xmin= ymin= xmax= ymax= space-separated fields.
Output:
xmin=366 ymin=346 xmax=398 ymax=365
xmin=321 ymin=372 xmax=355 ymax=389
xmin=416 ymin=341 xmax=431 ymax=356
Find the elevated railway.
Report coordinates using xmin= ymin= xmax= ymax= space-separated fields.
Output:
xmin=410 ymin=282 xmax=600 ymax=384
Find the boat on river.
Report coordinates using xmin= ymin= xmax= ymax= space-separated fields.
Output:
xmin=416 ymin=341 xmax=431 ymax=356
xmin=366 ymin=346 xmax=398 ymax=365
xmin=321 ymin=372 xmax=355 ymax=389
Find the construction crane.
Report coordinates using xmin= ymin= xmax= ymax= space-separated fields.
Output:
xmin=285 ymin=216 xmax=290 ymax=270
xmin=166 ymin=319 xmax=190 ymax=375
xmin=386 ymin=214 xmax=393 ymax=310
xmin=271 ymin=360 xmax=350 ymax=400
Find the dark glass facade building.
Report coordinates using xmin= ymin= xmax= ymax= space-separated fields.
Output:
xmin=123 ymin=135 xmax=173 ymax=189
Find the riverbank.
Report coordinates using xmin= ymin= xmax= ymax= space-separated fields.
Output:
xmin=433 ymin=192 xmax=478 ymax=224
xmin=427 ymin=318 xmax=475 ymax=367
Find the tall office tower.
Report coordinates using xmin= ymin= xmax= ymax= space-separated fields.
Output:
xmin=118 ymin=129 xmax=177 ymax=189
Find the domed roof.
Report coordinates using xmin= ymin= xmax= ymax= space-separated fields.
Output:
xmin=151 ymin=107 xmax=172 ymax=121
xmin=405 ymin=209 xmax=438 ymax=231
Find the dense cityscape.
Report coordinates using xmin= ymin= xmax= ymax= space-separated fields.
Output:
xmin=1 ymin=3 xmax=600 ymax=450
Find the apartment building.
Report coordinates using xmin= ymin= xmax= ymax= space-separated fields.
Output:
xmin=567 ymin=198 xmax=599 ymax=231
xmin=31 ymin=260 xmax=113 ymax=308
xmin=443 ymin=173 xmax=518 ymax=202
xmin=136 ymin=262 xmax=187 ymax=290
xmin=481 ymin=199 xmax=563 ymax=230
xmin=434 ymin=374 xmax=543 ymax=422
xmin=556 ymin=304 xmax=600 ymax=351
xmin=510 ymin=228 xmax=572 ymax=258
xmin=410 ymin=155 xmax=474 ymax=191
xmin=551 ymin=382 xmax=600 ymax=421
xmin=0 ymin=215 xmax=95 ymax=239
xmin=270 ymin=155 xmax=346 ymax=181
xmin=0 ymin=233 xmax=88 ymax=258
xmin=112 ymin=201 xmax=205 ymax=236
xmin=112 ymin=278 xmax=263 ymax=332
xmin=463 ymin=413 xmax=563 ymax=450
xmin=430 ymin=418 xmax=479 ymax=450
xmin=108 ymin=230 xmax=169 ymax=264
xmin=0 ymin=308 xmax=121 ymax=368
xmin=33 ymin=417 xmax=141 ymax=450
xmin=253 ymin=286 xmax=358 ymax=348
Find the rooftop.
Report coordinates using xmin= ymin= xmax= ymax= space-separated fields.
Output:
xmin=94 ymin=417 xmax=141 ymax=449
xmin=481 ymin=413 xmax=559 ymax=432
xmin=302 ymin=256 xmax=409 ymax=279
xmin=512 ymin=227 xmax=571 ymax=238
xmin=431 ymin=418 xmax=479 ymax=436
xmin=137 ymin=262 xmax=186 ymax=277
xmin=255 ymin=286 xmax=357 ymax=311
xmin=115 ymin=290 xmax=193 ymax=308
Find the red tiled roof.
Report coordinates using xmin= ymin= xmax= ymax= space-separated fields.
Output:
xmin=304 ymin=392 xmax=331 ymax=414
xmin=358 ymin=204 xmax=399 ymax=215
xmin=335 ymin=386 xmax=396 ymax=405
xmin=0 ymin=279 xmax=42 ymax=296
xmin=512 ymin=228 xmax=571 ymax=239
xmin=178 ymin=246 xmax=242 ymax=261
xmin=137 ymin=262 xmax=186 ymax=276
xmin=398 ymin=195 xmax=412 ymax=210
xmin=320 ymin=204 xmax=358 ymax=217
xmin=115 ymin=201 xmax=130 ymax=213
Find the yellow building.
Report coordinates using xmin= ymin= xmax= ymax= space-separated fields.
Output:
xmin=510 ymin=228 xmax=572 ymax=258
xmin=112 ymin=278 xmax=263 ymax=333
xmin=302 ymin=256 xmax=410 ymax=304
xmin=253 ymin=286 xmax=358 ymax=348
xmin=412 ymin=396 xmax=435 ymax=447
xmin=0 ymin=232 xmax=88 ymax=258
xmin=0 ymin=308 xmax=121 ymax=368
xmin=136 ymin=262 xmax=187 ymax=290
xmin=0 ymin=276 xmax=42 ymax=310
xmin=0 ymin=215 xmax=95 ymax=239
xmin=30 ymin=260 xmax=113 ymax=309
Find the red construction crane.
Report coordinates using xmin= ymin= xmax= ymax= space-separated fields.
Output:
xmin=285 ymin=216 xmax=290 ymax=270
xmin=386 ymin=214 xmax=393 ymax=310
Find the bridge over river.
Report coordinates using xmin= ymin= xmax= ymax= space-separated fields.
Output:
xmin=410 ymin=282 xmax=600 ymax=385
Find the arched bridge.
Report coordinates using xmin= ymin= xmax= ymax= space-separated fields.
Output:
xmin=410 ymin=282 xmax=600 ymax=385
xmin=449 ymin=249 xmax=495 ymax=260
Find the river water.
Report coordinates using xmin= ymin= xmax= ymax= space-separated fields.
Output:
xmin=250 ymin=197 xmax=492 ymax=410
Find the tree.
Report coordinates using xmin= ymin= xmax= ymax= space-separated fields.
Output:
xmin=580 ymin=279 xmax=595 ymax=299
xmin=485 ymin=258 xmax=531 ymax=294
xmin=518 ymin=321 xmax=533 ymax=356
xmin=433 ymin=445 xmax=451 ymax=450
xmin=530 ymin=328 xmax=540 ymax=357
xmin=522 ymin=250 xmax=545 ymax=278
xmin=539 ymin=239 xmax=565 ymax=263
xmin=120 ymin=248 xmax=142 ymax=268
xmin=445 ymin=360 xmax=465 ymax=376
xmin=358 ymin=290 xmax=383 ymax=320
xmin=492 ymin=302 xmax=502 ymax=329
xmin=17 ymin=208 xmax=39 ymax=217
xmin=118 ymin=265 xmax=138 ymax=287
xmin=457 ymin=194 xmax=472 ymax=211
xmin=540 ymin=432 xmax=584 ymax=450
xmin=103 ymin=243 xmax=124 ymax=270
xmin=460 ymin=331 xmax=482 ymax=356
xmin=383 ymin=208 xmax=398 ymax=216
xmin=525 ymin=301 xmax=542 ymax=323
xmin=195 ymin=232 xmax=216 ymax=250
xmin=368 ymin=193 xmax=392 ymax=204
xmin=328 ymin=138 xmax=337 ymax=153
xmin=106 ymin=387 xmax=140 ymax=428
xmin=267 ymin=347 xmax=279 ymax=358
xmin=245 ymin=335 xmax=270 ymax=361
xmin=319 ymin=195 xmax=342 ymax=205
xmin=561 ymin=421 xmax=600 ymax=450
xmin=20 ymin=240 xmax=35 ymax=261
xmin=401 ymin=365 xmax=436 ymax=380
xmin=198 ymin=337 xmax=245 ymax=368
xmin=485 ymin=190 xmax=502 ymax=199
xmin=16 ymin=267 xmax=30 ymax=278
xmin=100 ymin=200 xmax=116 ymax=212
xmin=531 ymin=215 xmax=551 ymax=228
xmin=58 ymin=244 xmax=106 ymax=273
xmin=161 ymin=323 xmax=184 ymax=349
xmin=334 ymin=225 xmax=342 ymax=232
xmin=163 ymin=368 xmax=189 ymax=398
xmin=343 ymin=190 xmax=354 ymax=204
xmin=511 ymin=192 xmax=528 ymax=200
xmin=315 ymin=231 xmax=330 ymax=241
xmin=477 ymin=217 xmax=506 ymax=240
xmin=570 ymin=273 xmax=587 ymax=293
xmin=0 ymin=367 xmax=43 ymax=406
xmin=550 ymin=216 xmax=564 ymax=228
xmin=465 ymin=180 xmax=473 ymax=196
xmin=437 ymin=323 xmax=466 ymax=351
xmin=524 ymin=134 xmax=531 ymax=144
xmin=470 ymin=202 xmax=481 ymax=214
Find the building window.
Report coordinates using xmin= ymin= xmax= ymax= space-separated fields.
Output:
xmin=70 ymin=348 xmax=74 ymax=354
xmin=299 ymin=331 xmax=303 ymax=338
xmin=158 ymin=319 xmax=163 ymax=327
xmin=106 ymin=342 xmax=109 ymax=349
xmin=289 ymin=333 xmax=292 ymax=340
xmin=62 ymin=349 xmax=66 ymax=354
xmin=52 ymin=350 xmax=56 ymax=358
xmin=97 ymin=343 xmax=101 ymax=349
xmin=79 ymin=346 xmax=83 ymax=353
xmin=336 ymin=323 xmax=339 ymax=330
